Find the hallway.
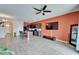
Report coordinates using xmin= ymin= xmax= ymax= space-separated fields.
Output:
xmin=0 ymin=32 xmax=79 ymax=55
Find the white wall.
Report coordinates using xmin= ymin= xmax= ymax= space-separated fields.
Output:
xmin=13 ymin=19 xmax=23 ymax=36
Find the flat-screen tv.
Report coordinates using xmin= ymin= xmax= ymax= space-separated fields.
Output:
xmin=46 ymin=22 xmax=58 ymax=30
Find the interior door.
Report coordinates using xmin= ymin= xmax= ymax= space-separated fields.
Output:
xmin=69 ymin=24 xmax=78 ymax=46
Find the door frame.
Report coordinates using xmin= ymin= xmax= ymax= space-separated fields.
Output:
xmin=69 ymin=24 xmax=78 ymax=47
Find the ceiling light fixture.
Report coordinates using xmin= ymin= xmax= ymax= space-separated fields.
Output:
xmin=0 ymin=13 xmax=14 ymax=19
xmin=2 ymin=19 xmax=8 ymax=22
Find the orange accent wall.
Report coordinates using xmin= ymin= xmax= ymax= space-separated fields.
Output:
xmin=32 ymin=11 xmax=79 ymax=42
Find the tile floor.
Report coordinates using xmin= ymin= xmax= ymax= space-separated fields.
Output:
xmin=0 ymin=32 xmax=79 ymax=55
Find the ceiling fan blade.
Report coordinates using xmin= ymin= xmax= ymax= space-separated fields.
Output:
xmin=44 ymin=10 xmax=51 ymax=12
xmin=33 ymin=8 xmax=41 ymax=11
xmin=36 ymin=11 xmax=41 ymax=14
xmin=42 ymin=5 xmax=47 ymax=10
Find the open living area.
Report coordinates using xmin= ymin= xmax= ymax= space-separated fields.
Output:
xmin=0 ymin=4 xmax=79 ymax=55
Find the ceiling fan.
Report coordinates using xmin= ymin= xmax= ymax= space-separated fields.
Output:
xmin=33 ymin=5 xmax=51 ymax=15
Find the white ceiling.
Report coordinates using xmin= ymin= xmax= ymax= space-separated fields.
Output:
xmin=0 ymin=4 xmax=79 ymax=22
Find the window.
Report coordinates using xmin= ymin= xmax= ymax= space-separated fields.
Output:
xmin=46 ymin=22 xmax=58 ymax=30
